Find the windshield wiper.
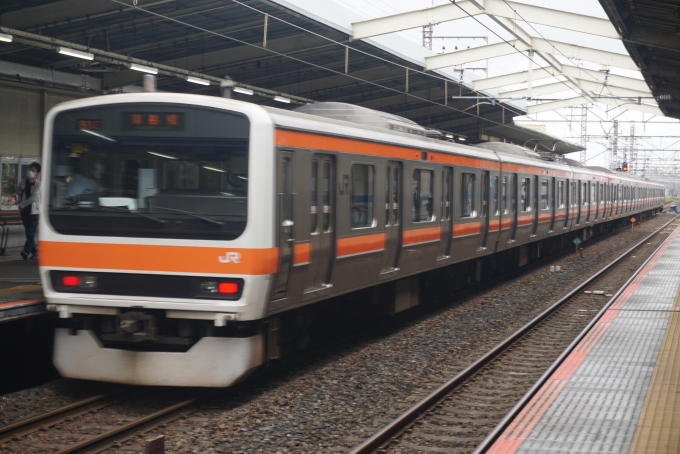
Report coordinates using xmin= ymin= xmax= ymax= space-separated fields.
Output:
xmin=153 ymin=206 xmax=224 ymax=226
xmin=98 ymin=206 xmax=167 ymax=225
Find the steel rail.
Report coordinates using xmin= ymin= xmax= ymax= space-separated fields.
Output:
xmin=55 ymin=393 xmax=211 ymax=454
xmin=348 ymin=213 xmax=678 ymax=454
xmin=472 ymin=217 xmax=680 ymax=454
xmin=0 ymin=393 xmax=113 ymax=443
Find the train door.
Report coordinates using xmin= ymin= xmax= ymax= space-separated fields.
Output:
xmin=531 ymin=175 xmax=539 ymax=237
xmin=272 ymin=152 xmax=294 ymax=299
xmin=437 ymin=166 xmax=453 ymax=260
xmin=303 ymin=154 xmax=336 ymax=293
xmin=479 ymin=171 xmax=490 ymax=250
xmin=381 ymin=161 xmax=402 ymax=274
xmin=510 ymin=173 xmax=518 ymax=243
xmin=549 ymin=178 xmax=556 ymax=232
xmin=562 ymin=179 xmax=569 ymax=230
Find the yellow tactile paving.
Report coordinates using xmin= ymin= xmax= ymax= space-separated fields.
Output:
xmin=629 ymin=287 xmax=680 ymax=454
xmin=0 ymin=284 xmax=42 ymax=296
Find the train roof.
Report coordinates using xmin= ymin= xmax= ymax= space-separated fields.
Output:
xmin=266 ymin=102 xmax=661 ymax=187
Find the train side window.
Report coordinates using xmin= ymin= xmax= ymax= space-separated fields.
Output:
xmin=520 ymin=177 xmax=531 ymax=212
xmin=501 ymin=176 xmax=508 ymax=214
xmin=441 ymin=168 xmax=452 ymax=221
xmin=493 ymin=176 xmax=499 ymax=216
xmin=350 ymin=164 xmax=374 ymax=228
xmin=461 ymin=173 xmax=476 ymax=218
xmin=385 ymin=167 xmax=391 ymax=226
xmin=540 ymin=179 xmax=549 ymax=210
xmin=323 ymin=161 xmax=331 ymax=232
xmin=413 ymin=169 xmax=434 ymax=222
xmin=582 ymin=182 xmax=588 ymax=205
xmin=571 ymin=182 xmax=576 ymax=207
xmin=311 ymin=160 xmax=318 ymax=233
xmin=558 ymin=181 xmax=565 ymax=208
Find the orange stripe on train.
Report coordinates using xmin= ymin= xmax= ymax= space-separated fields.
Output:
xmin=276 ymin=130 xmax=421 ymax=160
xmin=336 ymin=233 xmax=385 ymax=258
xmin=403 ymin=226 xmax=441 ymax=245
xmin=40 ymin=241 xmax=279 ymax=275
xmin=293 ymin=242 xmax=311 ymax=265
xmin=454 ymin=222 xmax=481 ymax=237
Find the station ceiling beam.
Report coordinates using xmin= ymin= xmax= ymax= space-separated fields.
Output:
xmin=351 ymin=0 xmax=620 ymax=41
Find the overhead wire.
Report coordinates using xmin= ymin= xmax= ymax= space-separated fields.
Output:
xmin=107 ymin=0 xmax=562 ymax=141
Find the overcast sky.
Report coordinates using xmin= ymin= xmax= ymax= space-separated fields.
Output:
xmin=336 ymin=0 xmax=680 ymax=169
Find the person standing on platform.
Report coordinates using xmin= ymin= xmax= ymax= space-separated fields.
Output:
xmin=17 ymin=162 xmax=41 ymax=260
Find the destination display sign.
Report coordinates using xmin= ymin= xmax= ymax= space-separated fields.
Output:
xmin=123 ymin=112 xmax=185 ymax=131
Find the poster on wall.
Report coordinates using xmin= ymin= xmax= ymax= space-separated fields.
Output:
xmin=1 ymin=156 xmax=40 ymax=210
xmin=1 ymin=156 xmax=19 ymax=210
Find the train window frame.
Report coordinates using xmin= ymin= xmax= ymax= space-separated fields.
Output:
xmin=311 ymin=160 xmax=318 ymax=234
xmin=540 ymin=179 xmax=549 ymax=211
xmin=412 ymin=168 xmax=435 ymax=223
xmin=350 ymin=163 xmax=375 ymax=229
xmin=492 ymin=176 xmax=500 ymax=216
xmin=501 ymin=176 xmax=508 ymax=215
xmin=520 ymin=177 xmax=531 ymax=213
xmin=461 ymin=172 xmax=477 ymax=219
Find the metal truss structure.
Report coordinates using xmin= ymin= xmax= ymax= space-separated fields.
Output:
xmin=351 ymin=0 xmax=663 ymax=116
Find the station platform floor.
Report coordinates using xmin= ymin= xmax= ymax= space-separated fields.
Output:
xmin=0 ymin=247 xmax=45 ymax=323
xmin=488 ymin=223 xmax=680 ymax=454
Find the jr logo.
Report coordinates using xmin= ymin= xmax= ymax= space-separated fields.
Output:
xmin=218 ymin=252 xmax=242 ymax=264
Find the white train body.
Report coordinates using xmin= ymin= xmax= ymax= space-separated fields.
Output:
xmin=39 ymin=93 xmax=664 ymax=386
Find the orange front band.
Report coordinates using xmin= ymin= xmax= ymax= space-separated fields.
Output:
xmin=40 ymin=241 xmax=280 ymax=275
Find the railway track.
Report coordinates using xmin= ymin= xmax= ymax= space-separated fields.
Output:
xmin=0 ymin=389 xmax=207 ymax=453
xmin=349 ymin=215 xmax=679 ymax=454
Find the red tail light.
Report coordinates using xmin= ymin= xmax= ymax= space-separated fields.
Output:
xmin=218 ymin=282 xmax=239 ymax=294
xmin=63 ymin=276 xmax=82 ymax=287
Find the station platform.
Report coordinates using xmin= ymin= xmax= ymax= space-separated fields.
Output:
xmin=488 ymin=223 xmax=680 ymax=454
xmin=0 ymin=247 xmax=45 ymax=323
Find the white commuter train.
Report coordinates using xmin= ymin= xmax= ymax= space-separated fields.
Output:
xmin=39 ymin=93 xmax=664 ymax=386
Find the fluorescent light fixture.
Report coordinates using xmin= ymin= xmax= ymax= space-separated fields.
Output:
xmin=204 ymin=166 xmax=226 ymax=173
xmin=148 ymin=151 xmax=176 ymax=160
xmin=459 ymin=137 xmax=467 ymax=142
xmin=0 ymin=33 xmax=12 ymax=43
xmin=57 ymin=46 xmax=94 ymax=60
xmin=81 ymin=129 xmax=115 ymax=142
xmin=129 ymin=63 xmax=158 ymax=74
xmin=445 ymin=134 xmax=453 ymax=139
xmin=221 ymin=192 xmax=235 ymax=196
xmin=274 ymin=96 xmax=291 ymax=104
xmin=186 ymin=76 xmax=210 ymax=86
xmin=234 ymin=87 xmax=254 ymax=96
xmin=237 ymin=175 xmax=248 ymax=180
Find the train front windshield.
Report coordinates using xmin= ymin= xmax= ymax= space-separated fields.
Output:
xmin=48 ymin=104 xmax=249 ymax=240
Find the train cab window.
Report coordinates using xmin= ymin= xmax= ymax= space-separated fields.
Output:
xmin=413 ymin=169 xmax=434 ymax=222
xmin=540 ymin=179 xmax=549 ymax=210
xmin=520 ymin=178 xmax=531 ymax=212
xmin=461 ymin=173 xmax=476 ymax=218
xmin=311 ymin=161 xmax=318 ymax=233
xmin=350 ymin=164 xmax=374 ymax=228
xmin=501 ymin=176 xmax=508 ymax=214
xmin=492 ymin=176 xmax=499 ymax=216
xmin=558 ymin=181 xmax=565 ymax=209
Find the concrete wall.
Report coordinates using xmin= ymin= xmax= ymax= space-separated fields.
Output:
xmin=0 ymin=81 xmax=89 ymax=158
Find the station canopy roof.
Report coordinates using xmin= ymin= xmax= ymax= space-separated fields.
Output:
xmin=598 ymin=0 xmax=680 ymax=119
xmin=0 ymin=0 xmax=583 ymax=147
